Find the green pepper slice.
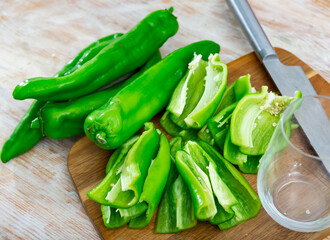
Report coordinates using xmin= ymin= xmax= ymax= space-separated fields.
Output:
xmin=198 ymin=141 xmax=261 ymax=230
xmin=129 ymin=132 xmax=171 ymax=228
xmin=167 ymin=54 xmax=208 ymax=128
xmin=155 ymin=137 xmax=196 ymax=233
xmin=101 ymin=205 xmax=130 ymax=229
xmin=175 ymin=141 xmax=217 ymax=220
xmin=105 ymin=122 xmax=159 ymax=208
xmin=160 ymin=111 xmax=199 ymax=141
xmin=184 ymin=54 xmax=227 ymax=129
xmin=198 ymin=74 xmax=251 ymax=145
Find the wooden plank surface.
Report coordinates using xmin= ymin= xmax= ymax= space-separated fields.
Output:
xmin=1 ymin=1 xmax=329 ymax=239
xmin=67 ymin=48 xmax=330 ymax=240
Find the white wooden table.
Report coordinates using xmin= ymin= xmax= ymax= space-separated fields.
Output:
xmin=0 ymin=0 xmax=328 ymax=239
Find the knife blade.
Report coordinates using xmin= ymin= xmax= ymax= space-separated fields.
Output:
xmin=226 ymin=0 xmax=330 ymax=171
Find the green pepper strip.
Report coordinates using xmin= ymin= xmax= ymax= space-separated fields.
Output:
xmin=31 ymin=51 xmax=161 ymax=140
xmin=184 ymin=54 xmax=228 ymax=129
xmin=87 ymin=135 xmax=140 ymax=205
xmin=208 ymin=102 xmax=237 ymax=150
xmin=223 ymin=131 xmax=261 ymax=174
xmin=84 ymin=40 xmax=220 ymax=149
xmin=1 ymin=33 xmax=124 ymax=163
xmin=155 ymin=137 xmax=197 ymax=233
xmin=175 ymin=141 xmax=217 ymax=220
xmin=198 ymin=141 xmax=261 ymax=230
xmin=13 ymin=9 xmax=179 ymax=101
xmin=101 ymin=205 xmax=130 ymax=229
xmin=128 ymin=132 xmax=171 ymax=229
xmin=160 ymin=111 xmax=199 ymax=141
xmin=167 ymin=54 xmax=208 ymax=129
xmin=100 ymin=135 xmax=140 ymax=228
xmin=105 ymin=122 xmax=159 ymax=208
xmin=197 ymin=74 xmax=251 ymax=144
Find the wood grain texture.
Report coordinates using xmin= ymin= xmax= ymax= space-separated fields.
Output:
xmin=0 ymin=0 xmax=329 ymax=239
xmin=67 ymin=48 xmax=330 ymax=240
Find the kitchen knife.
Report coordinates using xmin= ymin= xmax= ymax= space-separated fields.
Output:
xmin=226 ymin=0 xmax=330 ymax=172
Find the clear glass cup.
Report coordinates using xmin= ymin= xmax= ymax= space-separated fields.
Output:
xmin=258 ymin=95 xmax=330 ymax=232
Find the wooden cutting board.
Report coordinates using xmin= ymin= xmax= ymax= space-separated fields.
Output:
xmin=67 ymin=48 xmax=330 ymax=240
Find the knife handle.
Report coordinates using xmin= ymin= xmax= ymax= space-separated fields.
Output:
xmin=226 ymin=0 xmax=277 ymax=61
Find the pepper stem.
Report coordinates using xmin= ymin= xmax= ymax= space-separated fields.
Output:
xmin=96 ymin=132 xmax=107 ymax=145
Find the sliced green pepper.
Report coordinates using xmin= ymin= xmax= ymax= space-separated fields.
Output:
xmin=105 ymin=122 xmax=159 ymax=208
xmin=197 ymin=141 xmax=261 ymax=230
xmin=87 ymin=136 xmax=139 ymax=205
xmin=175 ymin=141 xmax=217 ymax=220
xmin=231 ymin=86 xmax=302 ymax=155
xmin=167 ymin=53 xmax=227 ymax=130
xmin=160 ymin=111 xmax=199 ymax=141
xmin=155 ymin=137 xmax=196 ymax=233
xmin=13 ymin=9 xmax=179 ymax=101
xmin=184 ymin=54 xmax=227 ymax=129
xmin=84 ymin=41 xmax=220 ymax=149
xmin=208 ymin=102 xmax=237 ymax=150
xmin=223 ymin=131 xmax=261 ymax=174
xmin=129 ymin=132 xmax=171 ymax=228
xmin=167 ymin=54 xmax=208 ymax=128
xmin=197 ymin=74 xmax=251 ymax=144
xmin=101 ymin=205 xmax=129 ymax=229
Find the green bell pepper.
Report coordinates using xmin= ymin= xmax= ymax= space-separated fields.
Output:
xmin=207 ymin=102 xmax=237 ymax=150
xmin=223 ymin=131 xmax=261 ymax=174
xmin=155 ymin=137 xmax=196 ymax=233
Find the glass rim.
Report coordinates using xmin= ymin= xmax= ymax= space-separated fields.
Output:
xmin=280 ymin=94 xmax=330 ymax=161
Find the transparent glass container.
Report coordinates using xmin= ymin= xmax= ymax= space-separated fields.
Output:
xmin=258 ymin=95 xmax=330 ymax=232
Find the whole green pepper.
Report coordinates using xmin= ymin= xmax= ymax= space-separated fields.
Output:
xmin=1 ymin=33 xmax=123 ymax=163
xmin=155 ymin=137 xmax=197 ymax=233
xmin=13 ymin=9 xmax=178 ymax=101
xmin=55 ymin=33 xmax=123 ymax=77
xmin=84 ymin=40 xmax=220 ymax=149
xmin=1 ymin=100 xmax=45 ymax=163
xmin=31 ymin=51 xmax=161 ymax=140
